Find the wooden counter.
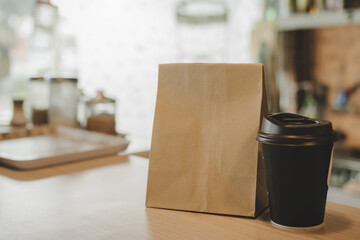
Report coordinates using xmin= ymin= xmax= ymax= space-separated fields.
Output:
xmin=0 ymin=154 xmax=359 ymax=239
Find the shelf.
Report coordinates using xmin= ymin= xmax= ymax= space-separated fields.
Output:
xmin=275 ymin=10 xmax=360 ymax=31
xmin=333 ymin=155 xmax=360 ymax=172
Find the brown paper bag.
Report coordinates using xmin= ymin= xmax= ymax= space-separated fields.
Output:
xmin=146 ymin=63 xmax=268 ymax=217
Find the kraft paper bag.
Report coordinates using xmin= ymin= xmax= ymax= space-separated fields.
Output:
xmin=146 ymin=63 xmax=268 ymax=217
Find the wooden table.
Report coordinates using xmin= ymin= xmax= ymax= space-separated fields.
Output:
xmin=1 ymin=154 xmax=359 ymax=240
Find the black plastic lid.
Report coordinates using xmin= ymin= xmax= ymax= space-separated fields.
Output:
xmin=257 ymin=113 xmax=337 ymax=146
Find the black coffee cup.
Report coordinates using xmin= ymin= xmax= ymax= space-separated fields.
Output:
xmin=257 ymin=113 xmax=337 ymax=228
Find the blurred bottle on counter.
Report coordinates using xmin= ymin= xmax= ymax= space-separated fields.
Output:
xmin=29 ymin=77 xmax=49 ymax=125
xmin=176 ymin=0 xmax=228 ymax=62
xmin=85 ymin=90 xmax=117 ymax=135
xmin=49 ymin=77 xmax=79 ymax=127
xmin=297 ymin=81 xmax=317 ymax=118
xmin=280 ymin=0 xmax=338 ymax=15
xmin=10 ymin=99 xmax=27 ymax=127
xmin=289 ymin=0 xmax=316 ymax=13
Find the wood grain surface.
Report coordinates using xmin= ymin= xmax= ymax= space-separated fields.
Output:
xmin=0 ymin=154 xmax=359 ymax=240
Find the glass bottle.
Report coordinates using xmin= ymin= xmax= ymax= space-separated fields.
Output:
xmin=29 ymin=77 xmax=49 ymax=125
xmin=49 ymin=77 xmax=79 ymax=127
xmin=10 ymin=99 xmax=27 ymax=127
xmin=86 ymin=90 xmax=116 ymax=135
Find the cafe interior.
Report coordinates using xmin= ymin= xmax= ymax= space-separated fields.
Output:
xmin=0 ymin=0 xmax=360 ymax=238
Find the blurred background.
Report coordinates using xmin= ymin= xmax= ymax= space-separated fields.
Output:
xmin=0 ymin=0 xmax=360 ymax=206
xmin=0 ymin=0 xmax=261 ymax=137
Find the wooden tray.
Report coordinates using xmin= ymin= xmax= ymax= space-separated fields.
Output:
xmin=0 ymin=125 xmax=129 ymax=170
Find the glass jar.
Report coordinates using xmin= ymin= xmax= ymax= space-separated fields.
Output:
xmin=176 ymin=0 xmax=229 ymax=62
xmin=86 ymin=90 xmax=116 ymax=135
xmin=29 ymin=77 xmax=50 ymax=125
xmin=49 ymin=77 xmax=79 ymax=127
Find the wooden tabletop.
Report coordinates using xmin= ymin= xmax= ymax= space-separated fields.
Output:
xmin=0 ymin=154 xmax=359 ymax=240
